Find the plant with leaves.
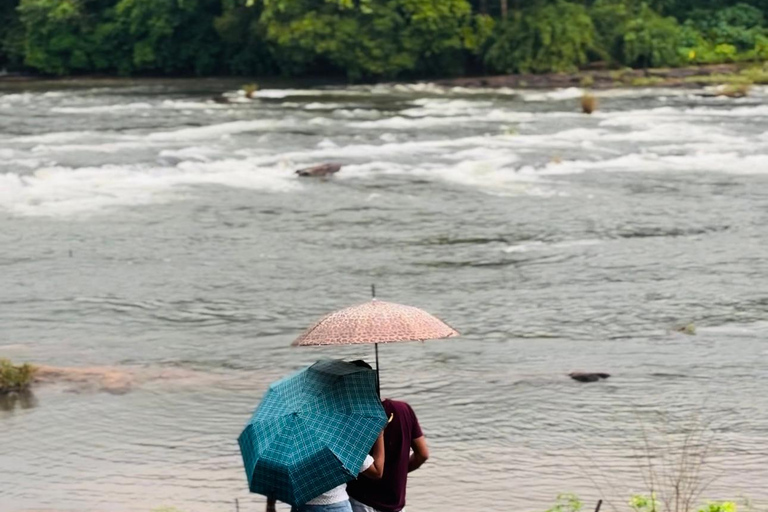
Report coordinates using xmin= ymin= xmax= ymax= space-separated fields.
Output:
xmin=18 ymin=0 xmax=97 ymax=74
xmin=0 ymin=359 xmax=36 ymax=394
xmin=545 ymin=494 xmax=583 ymax=512
xmin=622 ymin=2 xmax=682 ymax=68
xmin=114 ymin=0 xmax=222 ymax=75
xmin=214 ymin=0 xmax=275 ymax=75
xmin=256 ymin=0 xmax=489 ymax=80
xmin=698 ymin=503 xmax=737 ymax=512
xmin=484 ymin=0 xmax=596 ymax=73
xmin=631 ymin=494 xmax=660 ymax=512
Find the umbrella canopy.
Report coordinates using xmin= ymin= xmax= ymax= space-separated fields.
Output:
xmin=292 ymin=299 xmax=459 ymax=347
xmin=238 ymin=359 xmax=387 ymax=506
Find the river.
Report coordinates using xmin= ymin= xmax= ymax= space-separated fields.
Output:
xmin=1 ymin=79 xmax=767 ymax=512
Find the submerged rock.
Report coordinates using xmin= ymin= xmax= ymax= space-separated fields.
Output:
xmin=296 ymin=163 xmax=342 ymax=177
xmin=569 ymin=371 xmax=611 ymax=383
xmin=674 ymin=323 xmax=696 ymax=335
xmin=35 ymin=365 xmax=134 ymax=395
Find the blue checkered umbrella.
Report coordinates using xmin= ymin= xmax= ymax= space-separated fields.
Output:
xmin=238 ymin=359 xmax=387 ymax=506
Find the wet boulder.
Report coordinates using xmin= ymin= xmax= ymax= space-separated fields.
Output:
xmin=296 ymin=163 xmax=342 ymax=177
xmin=569 ymin=371 xmax=611 ymax=383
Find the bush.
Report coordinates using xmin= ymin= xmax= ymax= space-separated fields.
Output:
xmin=114 ymin=0 xmax=223 ymax=75
xmin=545 ymin=494 xmax=582 ymax=512
xmin=698 ymin=503 xmax=737 ymax=512
xmin=260 ymin=0 xmax=484 ymax=80
xmin=0 ymin=359 xmax=36 ymax=394
xmin=623 ymin=3 xmax=682 ymax=68
xmin=590 ymin=0 xmax=632 ymax=64
xmin=214 ymin=0 xmax=276 ymax=76
xmin=680 ymin=3 xmax=768 ymax=64
xmin=484 ymin=0 xmax=596 ymax=74
xmin=18 ymin=0 xmax=97 ymax=75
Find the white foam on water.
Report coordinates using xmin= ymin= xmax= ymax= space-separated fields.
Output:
xmin=250 ymin=89 xmax=331 ymax=99
xmin=146 ymin=119 xmax=293 ymax=141
xmin=0 ymin=159 xmax=298 ymax=217
xmin=308 ymin=117 xmax=335 ymax=126
xmin=30 ymin=141 xmax=148 ymax=154
xmin=503 ymin=239 xmax=603 ymax=253
xmin=424 ymin=157 xmax=562 ymax=197
xmin=0 ymin=92 xmax=35 ymax=104
xmin=402 ymin=98 xmax=495 ymax=117
xmin=317 ymin=139 xmax=338 ymax=149
xmin=304 ymin=102 xmax=347 ymax=110
xmin=521 ymin=151 xmax=768 ymax=175
xmin=259 ymin=134 xmax=499 ymax=163
xmin=162 ymin=99 xmax=230 ymax=110
xmin=332 ymin=108 xmax=381 ymax=119
xmin=448 ymin=86 xmax=519 ymax=96
xmin=158 ymin=146 xmax=223 ymax=161
xmin=51 ymin=102 xmax=154 ymax=114
xmin=350 ymin=115 xmax=467 ymax=130
xmin=522 ymin=87 xmax=584 ymax=102
xmin=701 ymin=321 xmax=768 ymax=334
xmin=11 ymin=131 xmax=110 ymax=144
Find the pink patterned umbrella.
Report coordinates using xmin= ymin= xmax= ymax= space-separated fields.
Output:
xmin=292 ymin=298 xmax=459 ymax=392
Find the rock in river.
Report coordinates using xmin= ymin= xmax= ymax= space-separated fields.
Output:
xmin=296 ymin=163 xmax=342 ymax=177
xmin=569 ymin=371 xmax=611 ymax=383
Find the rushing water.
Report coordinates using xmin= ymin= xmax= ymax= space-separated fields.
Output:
xmin=2 ymin=79 xmax=768 ymax=512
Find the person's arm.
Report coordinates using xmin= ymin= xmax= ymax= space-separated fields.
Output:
xmin=361 ymin=431 xmax=385 ymax=479
xmin=408 ymin=435 xmax=429 ymax=473
xmin=266 ymin=497 xmax=277 ymax=512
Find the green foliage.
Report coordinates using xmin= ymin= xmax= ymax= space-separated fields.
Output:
xmin=0 ymin=359 xmax=36 ymax=393
xmin=623 ymin=3 xmax=682 ymax=67
xmin=545 ymin=494 xmax=583 ymax=512
xmin=214 ymin=0 xmax=275 ymax=75
xmin=484 ymin=0 xmax=596 ymax=73
xmin=0 ymin=0 xmax=25 ymax=69
xmin=259 ymin=0 xmax=483 ymax=79
xmin=698 ymin=502 xmax=737 ymax=512
xmin=5 ymin=0 xmax=768 ymax=78
xmin=114 ymin=0 xmax=222 ymax=74
xmin=679 ymin=4 xmax=768 ymax=64
xmin=630 ymin=494 xmax=660 ymax=512
xmin=18 ymin=0 xmax=94 ymax=74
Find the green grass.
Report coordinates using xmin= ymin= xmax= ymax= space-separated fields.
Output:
xmin=0 ymin=359 xmax=36 ymax=394
xmin=580 ymin=74 xmax=595 ymax=87
xmin=739 ymin=66 xmax=768 ymax=84
xmin=630 ymin=76 xmax=668 ymax=87
xmin=683 ymin=73 xmax=754 ymax=85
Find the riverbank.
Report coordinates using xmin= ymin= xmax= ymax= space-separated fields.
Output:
xmin=3 ymin=63 xmax=768 ymax=92
xmin=433 ymin=63 xmax=768 ymax=89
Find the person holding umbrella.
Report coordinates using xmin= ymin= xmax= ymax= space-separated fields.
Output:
xmin=267 ymin=431 xmax=385 ymax=512
xmin=346 ymin=361 xmax=429 ymax=512
xmin=238 ymin=360 xmax=389 ymax=512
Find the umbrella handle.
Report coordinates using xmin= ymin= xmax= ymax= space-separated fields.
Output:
xmin=375 ymin=342 xmax=381 ymax=397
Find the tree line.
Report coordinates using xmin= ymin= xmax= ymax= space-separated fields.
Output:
xmin=2 ymin=0 xmax=768 ymax=79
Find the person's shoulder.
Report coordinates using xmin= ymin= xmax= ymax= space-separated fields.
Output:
xmin=385 ymin=399 xmax=417 ymax=417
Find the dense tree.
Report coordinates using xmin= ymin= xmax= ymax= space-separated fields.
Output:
xmin=257 ymin=0 xmax=490 ymax=80
xmin=484 ymin=0 xmax=596 ymax=73
xmin=3 ymin=0 xmax=768 ymax=78
xmin=0 ymin=0 xmax=24 ymax=68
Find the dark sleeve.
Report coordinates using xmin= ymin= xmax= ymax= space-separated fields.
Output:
xmin=407 ymin=404 xmax=423 ymax=439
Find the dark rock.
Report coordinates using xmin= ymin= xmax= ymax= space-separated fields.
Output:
xmin=569 ymin=371 xmax=611 ymax=383
xmin=211 ymin=95 xmax=231 ymax=104
xmin=296 ymin=163 xmax=342 ymax=177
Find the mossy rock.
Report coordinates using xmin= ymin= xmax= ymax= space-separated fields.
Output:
xmin=0 ymin=359 xmax=37 ymax=394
